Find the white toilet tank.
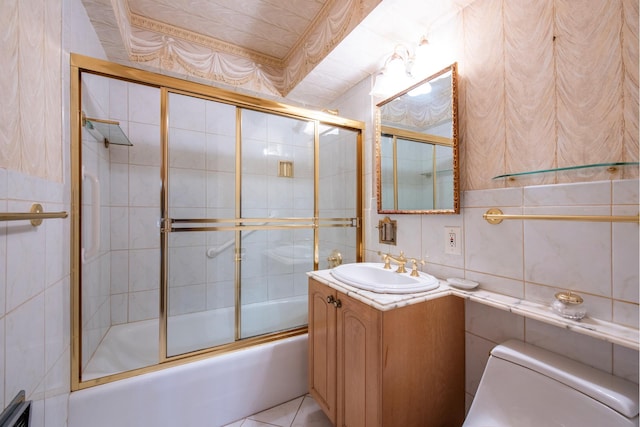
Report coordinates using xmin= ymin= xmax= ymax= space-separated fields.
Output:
xmin=464 ymin=339 xmax=639 ymax=427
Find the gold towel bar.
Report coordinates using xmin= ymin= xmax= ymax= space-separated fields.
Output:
xmin=0 ymin=203 xmax=68 ymax=226
xmin=484 ymin=208 xmax=640 ymax=225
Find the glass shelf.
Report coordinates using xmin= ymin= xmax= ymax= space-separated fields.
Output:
xmin=84 ymin=117 xmax=133 ymax=147
xmin=493 ymin=162 xmax=639 ymax=179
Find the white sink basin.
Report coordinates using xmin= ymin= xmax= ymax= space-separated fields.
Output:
xmin=330 ymin=262 xmax=440 ymax=294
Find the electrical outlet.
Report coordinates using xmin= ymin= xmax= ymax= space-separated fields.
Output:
xmin=444 ymin=226 xmax=461 ymax=255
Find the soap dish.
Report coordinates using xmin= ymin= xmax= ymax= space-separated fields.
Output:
xmin=447 ymin=278 xmax=479 ymax=290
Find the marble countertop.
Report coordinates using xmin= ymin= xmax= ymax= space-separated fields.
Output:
xmin=307 ymin=269 xmax=640 ymax=351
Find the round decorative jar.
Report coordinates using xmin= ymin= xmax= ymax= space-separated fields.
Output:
xmin=551 ymin=291 xmax=587 ymax=320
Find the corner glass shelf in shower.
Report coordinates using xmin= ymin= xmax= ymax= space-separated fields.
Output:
xmin=84 ymin=117 xmax=133 ymax=147
xmin=493 ymin=162 xmax=639 ymax=179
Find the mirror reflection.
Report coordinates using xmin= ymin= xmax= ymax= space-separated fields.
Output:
xmin=376 ymin=63 xmax=459 ymax=214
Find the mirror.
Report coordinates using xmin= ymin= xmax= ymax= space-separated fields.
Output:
xmin=375 ymin=63 xmax=459 ymax=214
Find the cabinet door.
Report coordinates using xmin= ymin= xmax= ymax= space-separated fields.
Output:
xmin=308 ymin=279 xmax=337 ymax=423
xmin=336 ymin=292 xmax=381 ymax=427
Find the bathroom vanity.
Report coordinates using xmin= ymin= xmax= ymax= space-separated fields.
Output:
xmin=308 ymin=277 xmax=465 ymax=427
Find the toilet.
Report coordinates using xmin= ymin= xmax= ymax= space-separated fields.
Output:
xmin=463 ymin=339 xmax=639 ymax=427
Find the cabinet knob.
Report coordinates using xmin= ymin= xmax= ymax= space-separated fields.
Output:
xmin=326 ymin=295 xmax=342 ymax=308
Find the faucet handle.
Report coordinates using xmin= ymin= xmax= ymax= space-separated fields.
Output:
xmin=409 ymin=258 xmax=425 ymax=277
xmin=377 ymin=251 xmax=391 ymax=269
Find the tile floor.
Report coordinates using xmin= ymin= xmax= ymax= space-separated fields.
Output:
xmin=223 ymin=394 xmax=332 ymax=427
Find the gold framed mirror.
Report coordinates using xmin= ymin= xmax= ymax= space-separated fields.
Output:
xmin=375 ymin=63 xmax=459 ymax=214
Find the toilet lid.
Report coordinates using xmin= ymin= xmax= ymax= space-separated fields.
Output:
xmin=492 ymin=340 xmax=639 ymax=418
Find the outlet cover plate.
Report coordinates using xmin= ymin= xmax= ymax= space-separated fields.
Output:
xmin=444 ymin=226 xmax=461 ymax=255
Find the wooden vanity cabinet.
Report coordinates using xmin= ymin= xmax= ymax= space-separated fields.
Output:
xmin=308 ymin=278 xmax=465 ymax=427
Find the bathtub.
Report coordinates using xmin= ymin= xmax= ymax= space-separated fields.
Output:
xmin=70 ymin=297 xmax=308 ymax=427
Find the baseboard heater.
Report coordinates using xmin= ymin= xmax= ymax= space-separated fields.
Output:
xmin=0 ymin=391 xmax=31 ymax=427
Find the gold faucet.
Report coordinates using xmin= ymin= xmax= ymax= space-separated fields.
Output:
xmin=409 ymin=258 xmax=425 ymax=277
xmin=378 ymin=251 xmax=407 ymax=273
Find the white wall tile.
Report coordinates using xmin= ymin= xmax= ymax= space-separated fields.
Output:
xmin=129 ymin=207 xmax=160 ymax=249
xmin=613 ymin=345 xmax=639 ymax=384
xmin=6 ymin=202 xmax=46 ymax=311
xmin=110 ymin=294 xmax=128 ymax=325
xmin=524 ymin=206 xmax=611 ymax=297
xmin=129 ymin=249 xmax=159 ymax=292
xmin=44 ymin=278 xmax=69 ymax=374
xmin=129 ymin=165 xmax=161 ymax=207
xmin=109 ymin=163 xmax=129 ymax=206
xmin=267 ymin=176 xmax=294 ymax=211
xmin=108 ymin=78 xmax=128 ymax=122
xmin=465 ymin=300 xmax=524 ymax=343
xmin=240 ymin=173 xmax=267 ymax=210
xmin=169 ymin=93 xmax=206 ymax=132
xmin=524 ymin=181 xmax=611 ymax=206
xmin=169 ymin=246 xmax=206 ymax=287
xmin=613 ymin=179 xmax=639 ymax=205
xmin=128 ymin=83 xmax=160 ymax=125
xmin=463 ymin=187 xmax=522 ymax=208
xmin=128 ymin=289 xmax=159 ymax=322
xmin=169 ymin=128 xmax=206 ymax=169
xmin=464 ymin=333 xmax=495 ymax=396
xmin=242 ymin=137 xmax=268 ymax=175
xmin=110 ymin=250 xmax=129 ymax=294
xmin=44 ymin=346 xmax=70 ymax=399
xmin=206 ymin=133 xmax=235 ymax=173
xmin=525 ymin=318 xmax=612 ymax=372
xmin=128 ymin=122 xmax=161 ymax=167
xmin=169 ymin=168 xmax=206 ymax=208
xmin=45 ymin=204 xmax=67 ymax=285
xmin=205 ymin=100 xmax=236 ymax=136
xmin=109 ymin=207 xmax=129 ymax=250
xmin=206 ymin=280 xmax=235 ymax=309
xmin=108 ymin=138 xmax=129 ymax=165
xmin=467 ymin=271 xmax=524 ymax=298
xmin=464 ymin=206 xmax=524 ymax=280
xmin=5 ymin=293 xmax=45 ymax=402
xmin=613 ymin=300 xmax=639 ymax=329
xmin=612 ymin=205 xmax=639 ymax=303
xmin=169 ymin=284 xmax=206 ymax=315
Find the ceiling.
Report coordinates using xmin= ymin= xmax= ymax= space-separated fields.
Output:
xmin=81 ymin=0 xmax=475 ymax=109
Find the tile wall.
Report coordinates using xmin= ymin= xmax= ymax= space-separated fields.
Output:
xmin=0 ymin=0 xmax=106 ymax=425
xmin=334 ymin=64 xmax=639 ymax=415
xmin=459 ymin=180 xmax=639 ymax=406
xmin=0 ymin=170 xmax=69 ymax=427
xmin=107 ymin=79 xmax=161 ymax=325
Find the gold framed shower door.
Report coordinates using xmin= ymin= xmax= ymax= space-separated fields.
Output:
xmin=70 ymin=54 xmax=364 ymax=390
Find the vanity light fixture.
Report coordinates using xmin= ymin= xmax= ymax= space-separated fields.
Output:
xmin=370 ymin=36 xmax=433 ymax=98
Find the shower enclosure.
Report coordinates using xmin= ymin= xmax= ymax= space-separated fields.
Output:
xmin=71 ymin=55 xmax=363 ymax=389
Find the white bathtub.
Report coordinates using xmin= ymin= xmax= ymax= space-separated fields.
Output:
xmin=71 ymin=297 xmax=308 ymax=427
xmin=83 ymin=296 xmax=308 ymax=379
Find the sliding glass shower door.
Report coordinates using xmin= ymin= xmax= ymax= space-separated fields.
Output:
xmin=165 ymin=92 xmax=238 ymax=357
xmin=72 ymin=54 xmax=363 ymax=389
xmin=239 ymin=110 xmax=315 ymax=339
xmin=164 ymin=92 xmax=361 ymax=358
